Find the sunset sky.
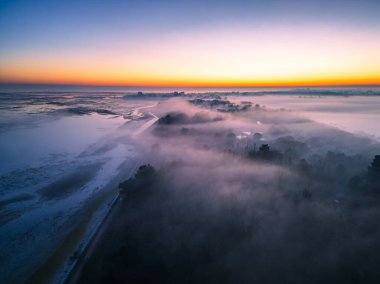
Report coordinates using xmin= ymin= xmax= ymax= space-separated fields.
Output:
xmin=0 ymin=0 xmax=379 ymax=87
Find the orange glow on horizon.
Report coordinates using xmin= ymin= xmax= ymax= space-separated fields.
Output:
xmin=1 ymin=76 xmax=379 ymax=88
xmin=1 ymin=26 xmax=379 ymax=88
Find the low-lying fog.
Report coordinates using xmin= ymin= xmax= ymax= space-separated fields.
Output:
xmin=229 ymin=95 xmax=380 ymax=140
xmin=1 ymin=91 xmax=380 ymax=283
xmin=80 ymin=95 xmax=380 ymax=283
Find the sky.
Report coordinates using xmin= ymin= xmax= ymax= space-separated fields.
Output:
xmin=0 ymin=0 xmax=379 ymax=87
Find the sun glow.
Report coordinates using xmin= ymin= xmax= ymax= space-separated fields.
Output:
xmin=1 ymin=26 xmax=379 ymax=87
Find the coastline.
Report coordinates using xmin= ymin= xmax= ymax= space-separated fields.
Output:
xmin=26 ymin=110 xmax=159 ymax=284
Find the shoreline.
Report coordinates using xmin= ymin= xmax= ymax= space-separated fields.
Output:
xmin=26 ymin=110 xmax=158 ymax=284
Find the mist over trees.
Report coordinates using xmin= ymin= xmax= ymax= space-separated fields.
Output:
xmin=79 ymin=97 xmax=380 ymax=284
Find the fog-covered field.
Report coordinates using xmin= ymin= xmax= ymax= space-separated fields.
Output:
xmin=231 ymin=95 xmax=380 ymax=140
xmin=1 ymin=90 xmax=380 ymax=283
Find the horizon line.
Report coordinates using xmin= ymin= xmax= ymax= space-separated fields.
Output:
xmin=1 ymin=82 xmax=380 ymax=89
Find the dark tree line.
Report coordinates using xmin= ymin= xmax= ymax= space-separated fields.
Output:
xmin=350 ymin=155 xmax=380 ymax=194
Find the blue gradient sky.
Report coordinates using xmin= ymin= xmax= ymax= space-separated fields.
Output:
xmin=1 ymin=0 xmax=379 ymax=86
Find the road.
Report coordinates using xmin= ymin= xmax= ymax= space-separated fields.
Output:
xmin=63 ymin=110 xmax=158 ymax=284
